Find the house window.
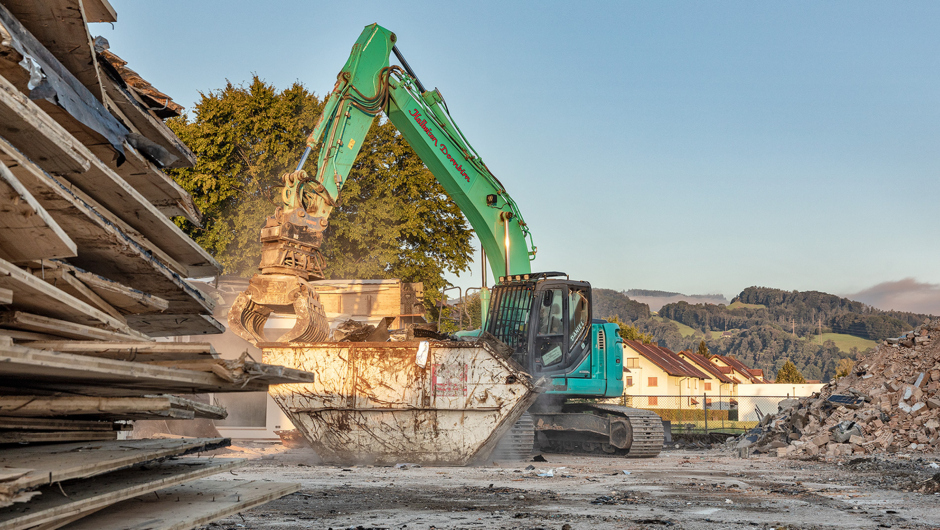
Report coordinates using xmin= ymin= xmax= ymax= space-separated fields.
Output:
xmin=704 ymin=382 xmax=712 ymax=391
xmin=648 ymin=377 xmax=658 ymax=387
xmin=626 ymin=376 xmax=633 ymax=387
xmin=626 ymin=358 xmax=639 ymax=368
xmin=648 ymin=396 xmax=658 ymax=406
xmin=706 ymin=397 xmax=713 ymax=405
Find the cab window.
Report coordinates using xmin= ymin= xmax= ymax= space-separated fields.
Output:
xmin=568 ymin=289 xmax=589 ymax=350
xmin=535 ymin=288 xmax=564 ymax=366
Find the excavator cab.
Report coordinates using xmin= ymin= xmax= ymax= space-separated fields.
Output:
xmin=485 ymin=272 xmax=593 ymax=377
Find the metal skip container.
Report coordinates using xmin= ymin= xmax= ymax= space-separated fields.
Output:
xmin=262 ymin=340 xmax=538 ymax=466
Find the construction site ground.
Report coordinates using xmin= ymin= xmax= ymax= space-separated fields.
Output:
xmin=201 ymin=443 xmax=940 ymax=530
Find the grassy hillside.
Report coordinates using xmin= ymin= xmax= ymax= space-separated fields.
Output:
xmin=808 ymin=333 xmax=877 ymax=352
xmin=651 ymin=316 xmax=697 ymax=338
xmin=727 ymin=301 xmax=766 ymax=310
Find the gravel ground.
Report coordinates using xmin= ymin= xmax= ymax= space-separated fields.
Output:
xmin=199 ymin=443 xmax=940 ymax=530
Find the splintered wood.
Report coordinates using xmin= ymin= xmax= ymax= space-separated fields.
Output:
xmin=0 ymin=1 xmax=305 ymax=528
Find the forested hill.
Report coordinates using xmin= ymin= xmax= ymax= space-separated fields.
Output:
xmin=664 ymin=287 xmax=929 ymax=341
xmin=591 ymin=286 xmax=933 ymax=382
xmin=593 ymin=288 xmax=650 ymax=322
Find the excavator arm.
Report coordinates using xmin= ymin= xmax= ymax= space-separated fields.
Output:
xmin=229 ymin=24 xmax=535 ymax=344
xmin=298 ymin=23 xmax=535 ymax=280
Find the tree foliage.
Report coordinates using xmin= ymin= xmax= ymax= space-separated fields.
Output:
xmin=697 ymin=340 xmax=710 ymax=359
xmin=835 ymin=358 xmax=855 ymax=379
xmin=775 ymin=360 xmax=806 ymax=384
xmin=167 ymin=77 xmax=321 ymax=274
xmin=606 ymin=316 xmax=654 ymax=344
xmin=592 ymin=289 xmax=651 ymax=322
xmin=167 ymin=77 xmax=473 ymax=304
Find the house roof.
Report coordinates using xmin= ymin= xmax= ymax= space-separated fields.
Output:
xmin=678 ymin=352 xmax=735 ymax=384
xmin=623 ymin=340 xmax=710 ymax=379
xmin=713 ymin=355 xmax=761 ymax=383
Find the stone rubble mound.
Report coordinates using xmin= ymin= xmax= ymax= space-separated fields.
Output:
xmin=735 ymin=318 xmax=940 ymax=458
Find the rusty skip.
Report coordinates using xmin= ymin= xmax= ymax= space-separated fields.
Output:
xmin=262 ymin=339 xmax=537 ymax=466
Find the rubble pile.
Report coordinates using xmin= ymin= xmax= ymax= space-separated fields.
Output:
xmin=736 ymin=319 xmax=940 ymax=459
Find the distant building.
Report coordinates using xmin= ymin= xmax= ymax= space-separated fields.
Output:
xmin=677 ymin=351 xmax=737 ymax=408
xmin=709 ymin=354 xmax=763 ymax=384
xmin=622 ymin=340 xmax=709 ymax=408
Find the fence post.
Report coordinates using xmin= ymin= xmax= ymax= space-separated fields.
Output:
xmin=703 ymin=393 xmax=707 ymax=435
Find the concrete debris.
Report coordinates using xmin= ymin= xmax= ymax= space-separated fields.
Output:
xmin=334 ymin=319 xmax=376 ymax=342
xmin=731 ymin=318 xmax=940 ymax=459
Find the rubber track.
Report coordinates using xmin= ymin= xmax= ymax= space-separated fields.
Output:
xmin=589 ymin=404 xmax=665 ymax=458
xmin=536 ymin=405 xmax=664 ymax=458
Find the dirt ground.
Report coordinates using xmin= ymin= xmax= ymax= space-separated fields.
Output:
xmin=200 ymin=443 xmax=940 ymax=530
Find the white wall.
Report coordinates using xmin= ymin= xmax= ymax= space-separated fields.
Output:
xmin=734 ymin=383 xmax=826 ymax=421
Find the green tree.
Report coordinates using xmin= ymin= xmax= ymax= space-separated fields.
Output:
xmin=607 ymin=316 xmax=654 ymax=344
xmin=167 ymin=77 xmax=473 ymax=307
xmin=834 ymin=358 xmax=855 ymax=379
xmin=696 ymin=340 xmax=711 ymax=358
xmin=167 ymin=77 xmax=321 ymax=274
xmin=775 ymin=360 xmax=806 ymax=384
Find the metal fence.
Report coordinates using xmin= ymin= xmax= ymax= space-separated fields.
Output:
xmin=613 ymin=395 xmax=796 ymax=434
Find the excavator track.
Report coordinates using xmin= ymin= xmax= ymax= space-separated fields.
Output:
xmin=589 ymin=404 xmax=665 ymax=458
xmin=492 ymin=412 xmax=535 ymax=461
xmin=533 ymin=404 xmax=664 ymax=458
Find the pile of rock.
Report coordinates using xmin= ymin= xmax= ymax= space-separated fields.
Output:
xmin=735 ymin=319 xmax=940 ymax=458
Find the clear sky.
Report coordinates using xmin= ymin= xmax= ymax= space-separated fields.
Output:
xmin=96 ymin=1 xmax=940 ymax=312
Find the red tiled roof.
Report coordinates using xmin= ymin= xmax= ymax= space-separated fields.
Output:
xmin=678 ymin=352 xmax=735 ymax=384
xmin=623 ymin=340 xmax=710 ymax=379
xmin=713 ymin=355 xmax=761 ymax=383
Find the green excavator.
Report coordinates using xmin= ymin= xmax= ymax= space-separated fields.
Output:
xmin=229 ymin=23 xmax=663 ymax=459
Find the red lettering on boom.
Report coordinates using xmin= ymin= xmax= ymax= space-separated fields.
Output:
xmin=411 ymin=108 xmax=470 ymax=182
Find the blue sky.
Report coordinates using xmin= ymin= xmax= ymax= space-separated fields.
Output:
xmin=97 ymin=2 xmax=940 ymax=311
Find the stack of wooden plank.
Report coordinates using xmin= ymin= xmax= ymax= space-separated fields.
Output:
xmin=0 ymin=1 xmax=309 ymax=527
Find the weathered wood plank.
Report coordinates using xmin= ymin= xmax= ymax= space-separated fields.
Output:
xmin=0 ymin=430 xmax=116 ymax=444
xmin=0 ymin=311 xmax=145 ymax=341
xmin=0 ymin=459 xmax=244 ymax=530
xmin=60 ymin=480 xmax=300 ymax=530
xmin=58 ymin=262 xmax=169 ymax=314
xmin=0 ymin=344 xmax=278 ymax=396
xmin=39 ymin=269 xmax=125 ymax=321
xmin=0 ymin=395 xmax=226 ymax=420
xmin=81 ymin=0 xmax=116 ymax=23
xmin=2 ymin=0 xmax=105 ymax=102
xmin=0 ymin=416 xmax=119 ymax=431
xmin=0 ymin=135 xmax=214 ymax=321
xmin=0 ymin=288 xmax=11 ymax=305
xmin=98 ymin=59 xmax=197 ymax=170
xmin=0 ymin=257 xmax=142 ymax=336
xmin=0 ymin=328 xmax=61 ymax=341
xmin=144 ymin=358 xmax=317 ymax=386
xmin=124 ymin=313 xmax=225 ymax=337
xmin=0 ymin=1 xmax=126 ymax=152
xmin=0 ymin=160 xmax=76 ymax=263
xmin=0 ymin=75 xmax=89 ymax=174
xmin=0 ymin=437 xmax=230 ymax=493
xmin=20 ymin=340 xmax=216 ymax=361
xmin=0 ymin=73 xmax=219 ymax=277
xmin=0 ymin=12 xmax=199 ymax=226
xmin=118 ymin=140 xmax=199 ymax=222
